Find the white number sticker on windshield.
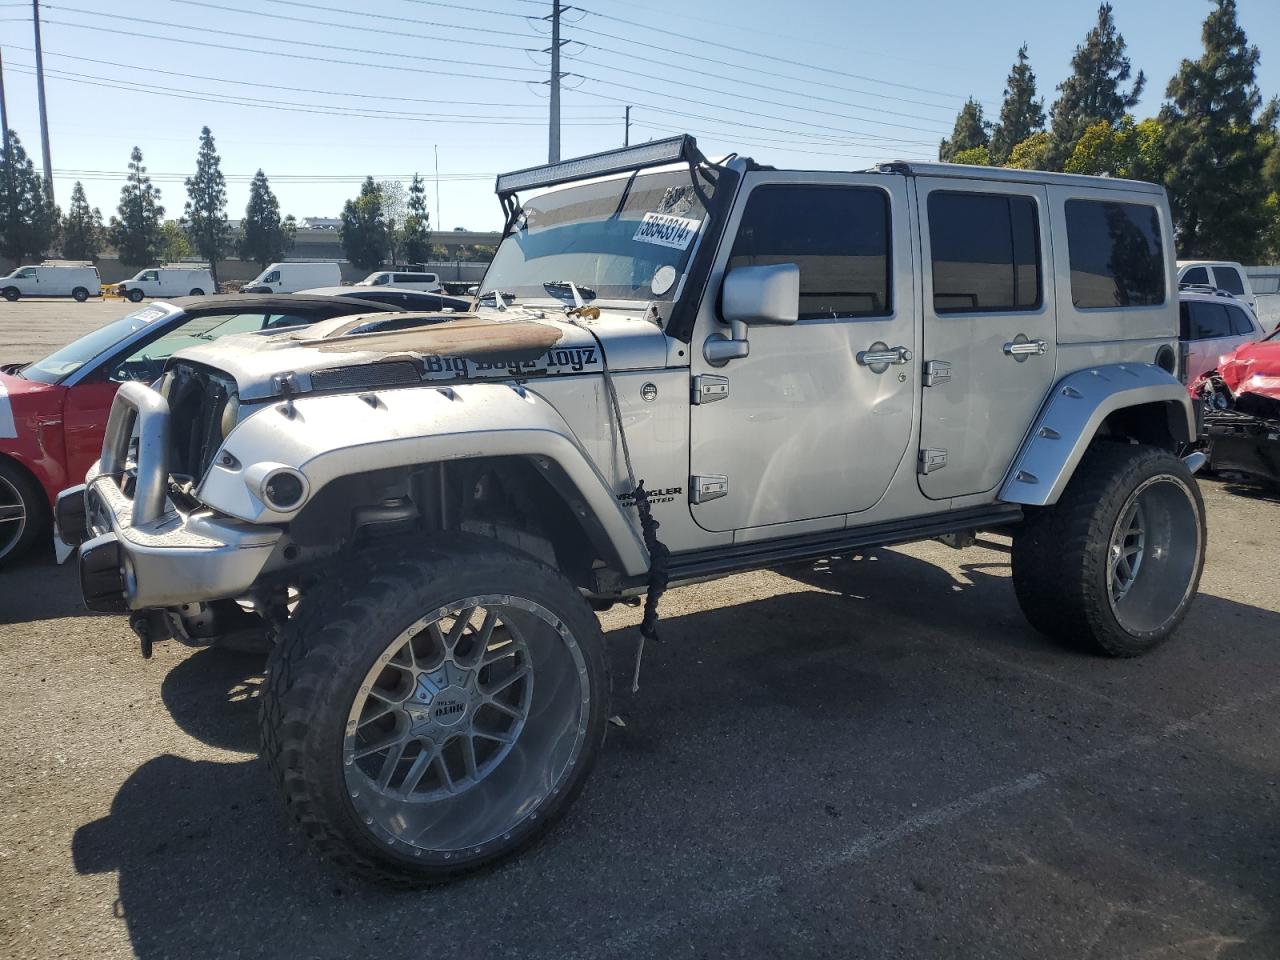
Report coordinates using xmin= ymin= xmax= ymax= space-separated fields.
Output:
xmin=633 ymin=212 xmax=701 ymax=250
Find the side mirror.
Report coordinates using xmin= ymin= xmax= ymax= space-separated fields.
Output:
xmin=722 ymin=263 xmax=799 ymax=327
xmin=705 ymin=263 xmax=799 ymax=366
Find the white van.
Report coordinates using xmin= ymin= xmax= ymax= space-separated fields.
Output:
xmin=116 ymin=266 xmax=215 ymax=302
xmin=242 ymin=262 xmax=341 ymax=294
xmin=355 ymin=270 xmax=443 ymax=293
xmin=1177 ymin=260 xmax=1257 ymax=314
xmin=1 ymin=262 xmax=101 ymax=302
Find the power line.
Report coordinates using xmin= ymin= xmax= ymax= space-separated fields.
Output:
xmin=2 ymin=62 xmax=618 ymax=127
xmin=169 ymin=0 xmax=536 ymax=49
xmin=630 ymin=121 xmax=934 ymax=162
xmin=40 ymin=5 xmax=546 ymax=78
xmin=570 ymin=9 xmax=987 ymax=105
xmin=0 ymin=45 xmax=618 ymax=114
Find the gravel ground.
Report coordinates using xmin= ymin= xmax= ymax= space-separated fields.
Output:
xmin=1 ymin=303 xmax=1278 ymax=959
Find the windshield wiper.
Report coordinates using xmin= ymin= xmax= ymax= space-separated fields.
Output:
xmin=542 ymin=280 xmax=596 ymax=307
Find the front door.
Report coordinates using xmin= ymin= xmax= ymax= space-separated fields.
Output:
xmin=688 ymin=172 xmax=916 ymax=532
xmin=915 ymin=179 xmax=1057 ymax=499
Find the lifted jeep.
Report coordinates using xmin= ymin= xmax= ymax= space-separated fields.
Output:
xmin=58 ymin=135 xmax=1205 ymax=885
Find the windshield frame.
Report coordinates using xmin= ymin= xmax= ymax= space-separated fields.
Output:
xmin=479 ymin=163 xmax=721 ymax=314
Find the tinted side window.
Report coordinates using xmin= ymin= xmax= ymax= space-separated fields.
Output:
xmin=1181 ymin=266 xmax=1210 ymax=285
xmin=1226 ymin=304 xmax=1254 ymax=336
xmin=1065 ymin=199 xmax=1165 ymax=308
xmin=1187 ymin=301 xmax=1232 ymax=340
xmin=727 ymin=185 xmax=891 ymax=319
xmin=1215 ymin=267 xmax=1245 ymax=295
xmin=928 ymin=192 xmax=1041 ymax=313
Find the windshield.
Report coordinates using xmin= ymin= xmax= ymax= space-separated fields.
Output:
xmin=480 ymin=167 xmax=714 ymax=304
xmin=21 ymin=305 xmax=176 ymax=384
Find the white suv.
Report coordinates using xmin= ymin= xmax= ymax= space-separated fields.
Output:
xmin=1179 ymin=288 xmax=1265 ymax=383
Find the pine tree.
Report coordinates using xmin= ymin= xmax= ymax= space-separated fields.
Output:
xmin=108 ymin=147 xmax=165 ymax=267
xmin=1048 ymin=3 xmax=1145 ymax=168
xmin=238 ymin=170 xmax=293 ymax=268
xmin=0 ymin=129 xmax=60 ymax=262
xmin=339 ymin=176 xmax=388 ymax=272
xmin=990 ymin=45 xmax=1046 ymax=164
xmin=939 ymin=98 xmax=990 ymax=162
xmin=402 ymin=173 xmax=433 ymax=266
xmin=60 ymin=181 xmax=105 ymax=261
xmin=183 ymin=125 xmax=228 ymax=282
xmin=1160 ymin=0 xmax=1276 ymax=260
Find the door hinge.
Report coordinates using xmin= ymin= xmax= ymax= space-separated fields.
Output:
xmin=918 ymin=449 xmax=948 ymax=475
xmin=922 ymin=360 xmax=951 ymax=387
xmin=690 ymin=474 xmax=729 ymax=503
xmin=692 ymin=374 xmax=729 ymax=404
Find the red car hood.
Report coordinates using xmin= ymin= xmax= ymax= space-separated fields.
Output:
xmin=0 ymin=371 xmax=64 ymax=446
xmin=1213 ymin=339 xmax=1280 ymax=400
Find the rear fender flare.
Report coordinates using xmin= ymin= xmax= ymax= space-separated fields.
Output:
xmin=1000 ymin=363 xmax=1195 ymax=507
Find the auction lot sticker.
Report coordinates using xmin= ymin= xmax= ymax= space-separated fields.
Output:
xmin=633 ymin=212 xmax=701 ymax=250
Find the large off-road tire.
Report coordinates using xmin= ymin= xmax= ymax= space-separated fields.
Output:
xmin=1012 ymin=443 xmax=1205 ymax=657
xmin=126 ymin=288 xmax=144 ymax=303
xmin=260 ymin=536 xmax=609 ymax=886
xmin=0 ymin=458 xmax=49 ymax=567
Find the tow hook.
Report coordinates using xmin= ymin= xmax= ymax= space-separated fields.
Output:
xmin=1182 ymin=451 xmax=1208 ymax=475
xmin=128 ymin=610 xmax=172 ymax=659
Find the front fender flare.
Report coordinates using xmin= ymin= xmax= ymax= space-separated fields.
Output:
xmin=197 ymin=382 xmax=651 ymax=576
xmin=999 ymin=363 xmax=1194 ymax=507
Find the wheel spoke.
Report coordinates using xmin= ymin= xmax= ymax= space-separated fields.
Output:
xmin=353 ymin=730 xmax=404 ymax=760
xmin=0 ymin=504 xmax=23 ymax=522
xmin=462 ymin=735 xmax=480 ymax=778
xmin=473 ymin=726 xmax=516 ymax=745
xmin=464 ymin=609 xmax=499 ymax=666
xmin=432 ymin=752 xmax=457 ymax=794
xmin=358 ymin=702 xmax=396 ymax=727
xmin=482 ymin=665 xmax=529 ymax=697
xmin=399 ymin=748 xmax=434 ymax=795
xmin=444 ymin=607 xmax=475 ymax=652
xmin=376 ymin=738 xmax=409 ymax=789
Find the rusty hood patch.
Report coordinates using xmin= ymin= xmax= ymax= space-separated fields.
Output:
xmin=294 ymin=312 xmax=563 ymax=360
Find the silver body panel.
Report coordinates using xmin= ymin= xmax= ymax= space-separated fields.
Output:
xmin=61 ymin=158 xmax=1193 ymax=610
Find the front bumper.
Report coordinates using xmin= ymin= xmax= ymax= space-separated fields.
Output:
xmin=57 ymin=381 xmax=282 ymax=611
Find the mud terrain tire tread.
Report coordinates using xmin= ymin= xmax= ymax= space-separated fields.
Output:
xmin=1011 ymin=443 xmax=1205 ymax=657
xmin=260 ymin=535 xmax=609 ymax=887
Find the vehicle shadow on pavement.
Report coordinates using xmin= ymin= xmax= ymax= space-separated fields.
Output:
xmin=70 ymin=549 xmax=1280 ymax=960
xmin=0 ymin=547 xmax=103 ymax=625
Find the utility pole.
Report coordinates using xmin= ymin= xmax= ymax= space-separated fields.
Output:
xmin=31 ymin=0 xmax=53 ymax=203
xmin=547 ymin=0 xmax=561 ymax=163
xmin=0 ymin=48 xmax=16 ymax=222
xmin=433 ymin=144 xmax=440 ymax=236
xmin=624 ymin=106 xmax=630 ymax=147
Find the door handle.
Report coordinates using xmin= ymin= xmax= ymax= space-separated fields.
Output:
xmin=856 ymin=344 xmax=912 ymax=367
xmin=1003 ymin=338 xmax=1048 ymax=358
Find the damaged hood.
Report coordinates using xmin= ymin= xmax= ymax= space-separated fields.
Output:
xmin=168 ymin=306 xmax=670 ymax=401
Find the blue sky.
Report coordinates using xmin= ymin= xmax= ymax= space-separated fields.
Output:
xmin=1 ymin=0 xmax=1277 ymax=231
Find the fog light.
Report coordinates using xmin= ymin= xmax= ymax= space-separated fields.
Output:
xmin=261 ymin=469 xmax=307 ymax=511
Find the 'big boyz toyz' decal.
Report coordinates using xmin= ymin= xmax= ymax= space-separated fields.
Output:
xmin=421 ymin=345 xmax=600 ymax=381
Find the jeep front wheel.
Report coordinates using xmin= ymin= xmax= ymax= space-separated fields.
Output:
xmin=1011 ymin=444 xmax=1205 ymax=657
xmin=260 ymin=538 xmax=609 ymax=886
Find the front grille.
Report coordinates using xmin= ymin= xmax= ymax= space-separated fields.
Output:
xmin=310 ymin=361 xmax=420 ymax=392
xmin=163 ymin=362 xmax=239 ymax=482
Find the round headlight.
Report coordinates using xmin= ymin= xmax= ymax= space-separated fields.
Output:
xmin=260 ymin=469 xmax=307 ymax=511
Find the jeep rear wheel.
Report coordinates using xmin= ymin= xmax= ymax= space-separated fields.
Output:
xmin=260 ymin=537 xmax=608 ymax=886
xmin=1011 ymin=444 xmax=1205 ymax=657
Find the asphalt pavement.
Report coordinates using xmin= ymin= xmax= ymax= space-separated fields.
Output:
xmin=1 ymin=300 xmax=1279 ymax=959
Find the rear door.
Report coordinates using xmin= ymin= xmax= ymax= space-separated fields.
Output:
xmin=916 ymin=179 xmax=1056 ymax=499
xmin=1181 ymin=300 xmax=1239 ymax=381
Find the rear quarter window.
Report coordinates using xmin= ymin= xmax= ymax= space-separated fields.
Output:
xmin=1064 ymin=199 xmax=1165 ymax=308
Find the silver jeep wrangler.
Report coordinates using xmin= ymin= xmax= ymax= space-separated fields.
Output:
xmin=57 ymin=136 xmax=1205 ymax=885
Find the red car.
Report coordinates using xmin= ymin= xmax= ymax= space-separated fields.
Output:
xmin=0 ymin=294 xmax=402 ymax=566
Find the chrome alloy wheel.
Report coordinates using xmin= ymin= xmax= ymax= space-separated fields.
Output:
xmin=1106 ymin=475 xmax=1201 ymax=634
xmin=0 ymin=474 xmax=27 ymax=560
xmin=343 ymin=595 xmax=590 ymax=857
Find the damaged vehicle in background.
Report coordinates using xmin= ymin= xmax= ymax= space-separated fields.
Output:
xmin=1193 ymin=325 xmax=1280 ymax=487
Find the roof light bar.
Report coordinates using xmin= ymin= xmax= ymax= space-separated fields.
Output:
xmin=496 ymin=135 xmax=700 ymax=197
